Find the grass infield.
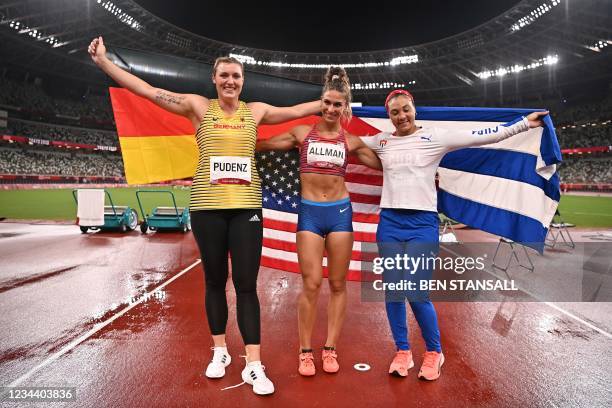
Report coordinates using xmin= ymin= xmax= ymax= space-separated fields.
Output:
xmin=0 ymin=187 xmax=610 ymax=227
xmin=0 ymin=187 xmax=190 ymax=222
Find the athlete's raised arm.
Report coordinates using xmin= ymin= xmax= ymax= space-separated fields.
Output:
xmin=88 ymin=36 xmax=207 ymax=127
xmin=441 ymin=111 xmax=549 ymax=151
xmin=249 ymin=101 xmax=320 ymax=125
xmin=256 ymin=125 xmax=309 ymax=151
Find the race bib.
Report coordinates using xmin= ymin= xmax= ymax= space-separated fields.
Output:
xmin=306 ymin=142 xmax=346 ymax=168
xmin=210 ymin=156 xmax=251 ymax=185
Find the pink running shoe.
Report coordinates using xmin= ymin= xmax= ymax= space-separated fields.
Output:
xmin=298 ymin=352 xmax=316 ymax=376
xmin=322 ymin=349 xmax=339 ymax=373
xmin=388 ymin=350 xmax=414 ymax=377
xmin=418 ymin=351 xmax=445 ymax=381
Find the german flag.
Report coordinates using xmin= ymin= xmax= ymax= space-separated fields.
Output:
xmin=110 ymin=88 xmax=197 ymax=184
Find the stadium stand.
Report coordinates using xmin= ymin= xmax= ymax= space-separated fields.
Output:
xmin=0 ymin=146 xmax=123 ymax=178
xmin=0 ymin=77 xmax=113 ymax=121
xmin=558 ymin=158 xmax=612 ymax=184
xmin=551 ymin=96 xmax=612 ymax=126
xmin=556 ymin=125 xmax=611 ymax=148
xmin=6 ymin=119 xmax=118 ymax=147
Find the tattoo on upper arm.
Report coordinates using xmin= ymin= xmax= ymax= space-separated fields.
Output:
xmin=155 ymin=91 xmax=185 ymax=106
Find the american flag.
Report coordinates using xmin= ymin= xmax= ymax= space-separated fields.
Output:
xmin=257 ymin=116 xmax=384 ymax=281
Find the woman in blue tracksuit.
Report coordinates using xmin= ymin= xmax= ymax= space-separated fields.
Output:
xmin=361 ymin=89 xmax=548 ymax=380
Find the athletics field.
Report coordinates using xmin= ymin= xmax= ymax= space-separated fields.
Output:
xmin=0 ymin=187 xmax=610 ymax=227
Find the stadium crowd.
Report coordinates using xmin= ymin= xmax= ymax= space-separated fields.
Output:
xmin=6 ymin=119 xmax=118 ymax=147
xmin=0 ymin=77 xmax=114 ymax=124
xmin=556 ymin=125 xmax=610 ymax=148
xmin=557 ymin=158 xmax=612 ymax=184
xmin=551 ymin=96 xmax=612 ymax=126
xmin=552 ymin=95 xmax=611 ymax=148
xmin=0 ymin=147 xmax=124 ymax=178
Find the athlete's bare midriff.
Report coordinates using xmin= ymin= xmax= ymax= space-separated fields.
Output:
xmin=300 ymin=172 xmax=349 ymax=202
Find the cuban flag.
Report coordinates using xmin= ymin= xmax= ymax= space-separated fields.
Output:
xmin=353 ymin=106 xmax=561 ymax=251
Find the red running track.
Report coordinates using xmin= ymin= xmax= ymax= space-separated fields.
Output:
xmin=0 ymin=222 xmax=610 ymax=407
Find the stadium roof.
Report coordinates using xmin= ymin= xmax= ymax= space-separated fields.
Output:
xmin=0 ymin=0 xmax=610 ymax=105
xmin=131 ymin=0 xmax=522 ymax=53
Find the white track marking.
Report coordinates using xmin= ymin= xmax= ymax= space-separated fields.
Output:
xmin=5 ymin=259 xmax=202 ymax=388
xmin=440 ymin=245 xmax=612 ymax=339
xmin=541 ymin=301 xmax=612 ymax=339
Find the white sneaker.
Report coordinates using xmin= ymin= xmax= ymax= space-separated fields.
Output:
xmin=205 ymin=346 xmax=231 ymax=378
xmin=241 ymin=361 xmax=275 ymax=395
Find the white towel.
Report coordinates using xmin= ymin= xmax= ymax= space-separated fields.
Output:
xmin=77 ymin=189 xmax=105 ymax=226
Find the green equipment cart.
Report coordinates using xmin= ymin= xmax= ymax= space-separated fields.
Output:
xmin=136 ymin=190 xmax=191 ymax=233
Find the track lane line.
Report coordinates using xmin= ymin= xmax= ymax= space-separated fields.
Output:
xmin=4 ymin=258 xmax=202 ymax=389
xmin=440 ymin=245 xmax=612 ymax=339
